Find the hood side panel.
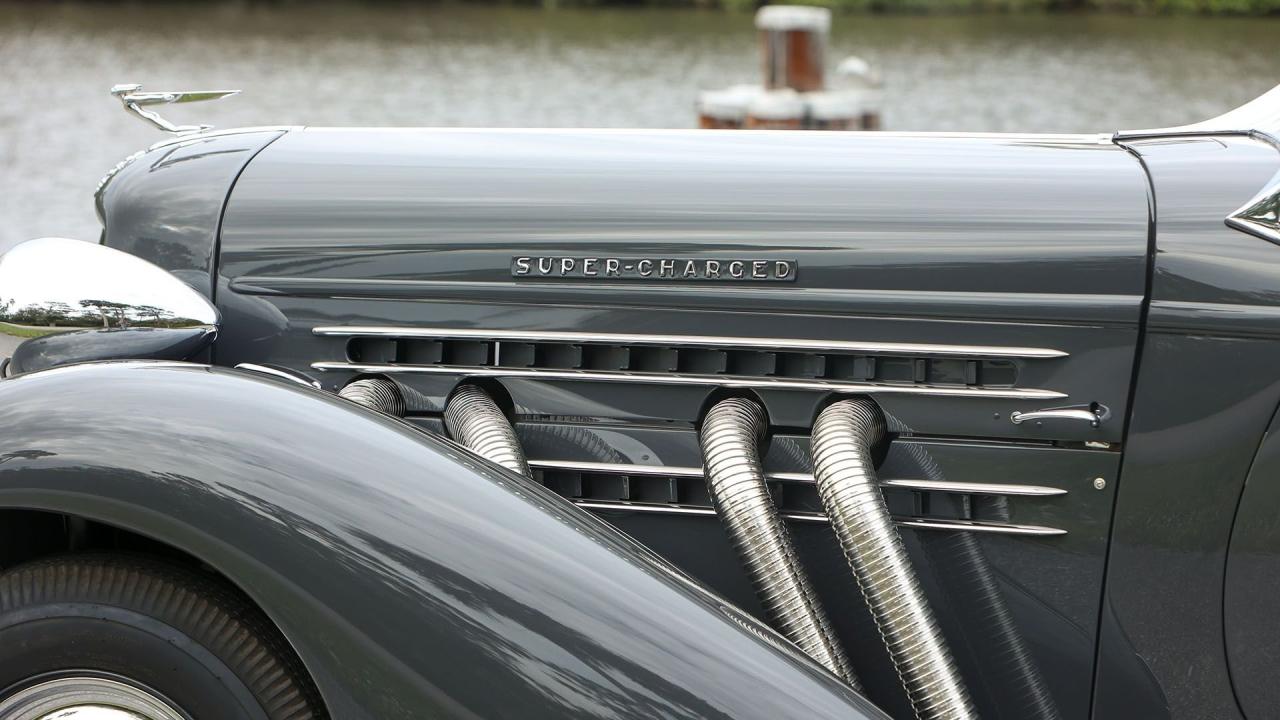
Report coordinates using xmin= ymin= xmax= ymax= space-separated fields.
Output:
xmin=99 ymin=130 xmax=284 ymax=298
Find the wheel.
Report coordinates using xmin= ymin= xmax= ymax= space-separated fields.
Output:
xmin=0 ymin=554 xmax=324 ymax=720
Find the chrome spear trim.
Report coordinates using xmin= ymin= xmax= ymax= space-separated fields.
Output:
xmin=699 ymin=398 xmax=859 ymax=688
xmin=811 ymin=399 xmax=977 ymax=720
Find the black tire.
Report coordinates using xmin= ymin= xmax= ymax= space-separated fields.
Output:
xmin=0 ymin=554 xmax=325 ymax=720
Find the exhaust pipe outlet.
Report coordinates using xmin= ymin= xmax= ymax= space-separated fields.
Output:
xmin=339 ymin=377 xmax=406 ymax=417
xmin=811 ymin=399 xmax=976 ymax=720
xmin=444 ymin=384 xmax=532 ymax=478
xmin=700 ymin=398 xmax=860 ymax=688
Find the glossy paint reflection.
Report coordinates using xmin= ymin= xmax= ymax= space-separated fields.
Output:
xmin=0 ymin=362 xmax=884 ymax=720
xmin=221 ymin=129 xmax=1149 ymax=300
xmin=97 ymin=130 xmax=285 ymax=299
xmin=1095 ymin=135 xmax=1280 ymax=720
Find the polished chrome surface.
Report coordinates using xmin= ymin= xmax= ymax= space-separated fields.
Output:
xmin=235 ymin=362 xmax=322 ymax=389
xmin=443 ymin=384 xmax=532 ymax=478
xmin=894 ymin=518 xmax=1065 ymax=536
xmin=312 ymin=326 xmax=1069 ymax=359
xmin=1116 ymin=82 xmax=1280 ymax=247
xmin=0 ymin=676 xmax=185 ymax=720
xmin=1117 ymin=82 xmax=1280 ymax=147
xmin=811 ymin=399 xmax=977 ymax=719
xmin=110 ymin=82 xmax=240 ymax=135
xmin=1226 ymin=170 xmax=1280 ymax=246
xmin=312 ymin=362 xmax=1067 ymax=400
xmin=338 ymin=377 xmax=407 ymax=416
xmin=526 ymin=459 xmax=1067 ymax=497
xmin=1010 ymin=406 xmax=1103 ymax=427
xmin=41 ymin=708 xmax=148 ymax=720
xmin=0 ymin=238 xmax=218 ymax=331
xmin=571 ymin=499 xmax=1067 ymax=536
xmin=880 ymin=478 xmax=1066 ymax=497
xmin=699 ymin=398 xmax=858 ymax=687
xmin=0 ymin=234 xmax=219 ymax=374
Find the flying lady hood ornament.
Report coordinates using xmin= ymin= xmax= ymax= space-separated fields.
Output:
xmin=110 ymin=83 xmax=241 ymax=134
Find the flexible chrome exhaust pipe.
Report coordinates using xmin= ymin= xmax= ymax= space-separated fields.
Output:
xmin=444 ymin=384 xmax=532 ymax=478
xmin=700 ymin=398 xmax=860 ymax=688
xmin=811 ymin=399 xmax=976 ymax=720
xmin=339 ymin=377 xmax=406 ymax=416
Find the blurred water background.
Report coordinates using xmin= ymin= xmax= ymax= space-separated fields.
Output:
xmin=0 ymin=1 xmax=1276 ymax=251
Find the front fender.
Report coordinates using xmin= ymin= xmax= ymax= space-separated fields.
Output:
xmin=0 ymin=362 xmax=882 ymax=720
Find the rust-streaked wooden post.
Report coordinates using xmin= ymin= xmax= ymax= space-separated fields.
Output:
xmin=757 ymin=6 xmax=830 ymax=93
xmin=696 ymin=6 xmax=882 ymax=132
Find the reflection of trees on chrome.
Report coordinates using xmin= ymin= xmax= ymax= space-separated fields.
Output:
xmin=0 ymin=295 xmax=185 ymax=329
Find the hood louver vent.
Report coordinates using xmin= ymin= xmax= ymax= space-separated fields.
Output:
xmin=312 ymin=327 xmax=1065 ymax=400
xmin=344 ymin=335 xmax=1018 ymax=388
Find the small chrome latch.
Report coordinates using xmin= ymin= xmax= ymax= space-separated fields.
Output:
xmin=110 ymin=83 xmax=240 ymax=135
xmin=1011 ymin=403 xmax=1107 ymax=428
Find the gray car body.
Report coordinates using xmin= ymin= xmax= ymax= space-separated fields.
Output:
xmin=3 ymin=116 xmax=1276 ymax=719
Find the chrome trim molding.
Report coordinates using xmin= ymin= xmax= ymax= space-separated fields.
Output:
xmin=527 ymin=459 xmax=1067 ymax=497
xmin=311 ymin=362 xmax=1067 ymax=400
xmin=312 ymin=325 xmax=1069 ymax=359
xmin=895 ymin=518 xmax=1066 ymax=536
xmin=880 ymin=478 xmax=1067 ymax=497
xmin=570 ymin=500 xmax=1066 ymax=536
xmin=235 ymin=363 xmax=322 ymax=389
xmin=1116 ymin=83 xmax=1280 ymax=245
xmin=1116 ymin=82 xmax=1280 ymax=149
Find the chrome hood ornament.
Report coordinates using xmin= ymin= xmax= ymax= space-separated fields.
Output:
xmin=110 ymin=83 xmax=240 ymax=135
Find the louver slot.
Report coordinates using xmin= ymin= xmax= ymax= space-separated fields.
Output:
xmin=343 ymin=336 xmax=1022 ymax=388
xmin=316 ymin=327 xmax=1068 ymax=400
xmin=527 ymin=459 xmax=1066 ymax=537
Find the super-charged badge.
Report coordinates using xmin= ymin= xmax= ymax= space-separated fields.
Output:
xmin=512 ymin=256 xmax=797 ymax=282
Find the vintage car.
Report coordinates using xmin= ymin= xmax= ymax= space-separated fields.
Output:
xmin=0 ymin=81 xmax=1278 ymax=720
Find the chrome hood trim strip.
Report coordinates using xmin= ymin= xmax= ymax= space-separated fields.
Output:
xmin=310 ymin=362 xmax=1067 ymax=400
xmin=570 ymin=500 xmax=1066 ymax=537
xmin=1117 ymin=82 xmax=1280 ymax=148
xmin=526 ymin=459 xmax=1066 ymax=497
xmin=313 ymin=325 xmax=1068 ymax=359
